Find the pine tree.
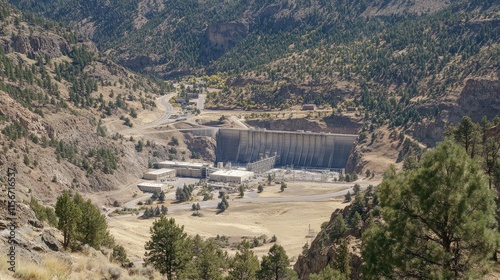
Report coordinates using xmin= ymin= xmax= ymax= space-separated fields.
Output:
xmin=76 ymin=198 xmax=108 ymax=248
xmin=228 ymin=241 xmax=260 ymax=280
xmin=239 ymin=185 xmax=245 ymax=197
xmin=55 ymin=191 xmax=80 ymax=248
xmin=333 ymin=239 xmax=351 ymax=277
xmin=144 ymin=217 xmax=192 ymax=278
xmin=258 ymin=244 xmax=290 ymax=280
xmin=344 ymin=191 xmax=351 ymax=202
xmin=362 ymin=141 xmax=498 ymax=279
xmin=309 ymin=266 xmax=347 ymax=280
xmin=181 ymin=240 xmax=226 ymax=280
xmin=159 ymin=191 xmax=166 ymax=203
xmin=330 ymin=215 xmax=347 ymax=242
xmin=160 ymin=205 xmax=168 ymax=215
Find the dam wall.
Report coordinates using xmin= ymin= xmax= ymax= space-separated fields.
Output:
xmin=216 ymin=129 xmax=357 ymax=169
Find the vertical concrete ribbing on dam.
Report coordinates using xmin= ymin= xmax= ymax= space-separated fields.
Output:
xmin=215 ymin=129 xmax=357 ymax=169
xmin=308 ymin=134 xmax=318 ymax=167
xmin=302 ymin=134 xmax=309 ymax=166
xmin=283 ymin=132 xmax=290 ymax=166
xmin=327 ymin=136 xmax=335 ymax=167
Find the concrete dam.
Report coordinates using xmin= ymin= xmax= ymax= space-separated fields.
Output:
xmin=215 ymin=128 xmax=357 ymax=169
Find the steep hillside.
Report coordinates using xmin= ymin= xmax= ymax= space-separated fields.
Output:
xmin=10 ymin=0 xmax=487 ymax=77
xmin=0 ymin=1 xmax=170 ymax=204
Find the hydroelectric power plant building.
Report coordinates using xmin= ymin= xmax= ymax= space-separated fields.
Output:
xmin=215 ymin=128 xmax=357 ymax=169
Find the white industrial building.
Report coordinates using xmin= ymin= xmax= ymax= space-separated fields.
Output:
xmin=137 ymin=182 xmax=167 ymax=193
xmin=209 ymin=170 xmax=254 ymax=184
xmin=157 ymin=161 xmax=209 ymax=178
xmin=143 ymin=169 xmax=176 ymax=180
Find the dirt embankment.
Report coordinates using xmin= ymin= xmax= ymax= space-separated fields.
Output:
xmin=247 ymin=115 xmax=361 ymax=134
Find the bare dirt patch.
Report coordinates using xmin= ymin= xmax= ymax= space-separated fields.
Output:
xmin=256 ymin=183 xmax=349 ymax=198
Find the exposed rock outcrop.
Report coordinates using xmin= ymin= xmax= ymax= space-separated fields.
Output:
xmin=11 ymin=34 xmax=70 ymax=59
xmin=413 ymin=78 xmax=500 ymax=146
xmin=199 ymin=22 xmax=249 ymax=63
xmin=41 ymin=229 xmax=62 ymax=252
xmin=294 ymin=206 xmax=365 ymax=280
xmin=185 ymin=134 xmax=216 ymax=162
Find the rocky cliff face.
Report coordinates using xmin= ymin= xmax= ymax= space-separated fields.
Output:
xmin=10 ymin=33 xmax=70 ymax=59
xmin=199 ymin=22 xmax=249 ymax=63
xmin=454 ymin=79 xmax=500 ymax=122
xmin=413 ymin=78 xmax=500 ymax=146
xmin=293 ymin=206 xmax=366 ymax=280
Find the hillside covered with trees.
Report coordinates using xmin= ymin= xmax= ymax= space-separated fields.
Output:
xmin=9 ymin=0 xmax=499 ymax=147
xmin=0 ymin=0 xmax=170 ymax=200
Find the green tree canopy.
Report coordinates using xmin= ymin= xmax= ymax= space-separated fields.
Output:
xmin=55 ymin=191 xmax=80 ymax=248
xmin=330 ymin=215 xmax=347 ymax=242
xmin=258 ymin=244 xmax=290 ymax=280
xmin=228 ymin=240 xmax=260 ymax=280
xmin=362 ymin=140 xmax=498 ymax=279
xmin=309 ymin=265 xmax=347 ymax=280
xmin=144 ymin=216 xmax=192 ymax=278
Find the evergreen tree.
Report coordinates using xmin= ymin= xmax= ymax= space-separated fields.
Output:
xmin=160 ymin=205 xmax=168 ymax=215
xmin=159 ymin=191 xmax=166 ymax=203
xmin=228 ymin=241 xmax=260 ymax=280
xmin=55 ymin=191 xmax=80 ymax=249
xmin=330 ymin=215 xmax=347 ymax=242
xmin=454 ymin=116 xmax=479 ymax=158
xmin=362 ymin=141 xmax=498 ymax=279
xmin=76 ymin=198 xmax=109 ymax=248
xmin=110 ymin=244 xmax=129 ymax=264
xmin=239 ymin=185 xmax=245 ymax=197
xmin=258 ymin=184 xmax=264 ymax=193
xmin=350 ymin=212 xmax=362 ymax=232
xmin=181 ymin=240 xmax=226 ymax=280
xmin=344 ymin=191 xmax=351 ymax=202
xmin=352 ymin=184 xmax=361 ymax=195
xmin=144 ymin=217 xmax=193 ymax=278
xmin=309 ymin=265 xmax=347 ymax=280
xmin=333 ymin=239 xmax=351 ymax=277
xmin=258 ymin=244 xmax=290 ymax=280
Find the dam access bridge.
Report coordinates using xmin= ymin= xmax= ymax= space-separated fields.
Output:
xmin=215 ymin=128 xmax=357 ymax=169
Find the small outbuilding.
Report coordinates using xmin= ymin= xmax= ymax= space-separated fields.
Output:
xmin=302 ymin=104 xmax=316 ymax=111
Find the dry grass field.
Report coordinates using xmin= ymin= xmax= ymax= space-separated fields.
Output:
xmin=108 ymin=184 xmax=348 ymax=263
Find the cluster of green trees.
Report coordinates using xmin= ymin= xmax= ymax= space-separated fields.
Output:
xmin=191 ymin=203 xmax=201 ymax=211
xmin=217 ymin=196 xmax=229 ymax=212
xmin=55 ymin=191 xmax=111 ymax=249
xmin=1 ymin=118 xmax=120 ymax=174
xmin=1 ymin=120 xmax=29 ymax=141
xmin=176 ymin=184 xmax=195 ymax=202
xmin=144 ymin=216 xmax=297 ymax=279
xmin=358 ymin=116 xmax=500 ymax=278
xmin=142 ymin=205 xmax=168 ymax=219
xmin=362 ymin=139 xmax=498 ymax=278
xmin=30 ymin=196 xmax=58 ymax=226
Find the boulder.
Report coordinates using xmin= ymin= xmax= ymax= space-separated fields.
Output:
xmin=41 ymin=229 xmax=62 ymax=252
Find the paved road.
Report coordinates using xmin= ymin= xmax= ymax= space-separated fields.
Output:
xmin=152 ymin=93 xmax=176 ymax=125
xmin=197 ymin=94 xmax=206 ymax=111
xmin=229 ymin=116 xmax=248 ymax=129
xmin=120 ymin=93 xmax=177 ymax=135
